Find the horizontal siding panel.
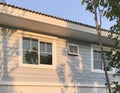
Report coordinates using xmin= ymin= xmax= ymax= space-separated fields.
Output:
xmin=4 ymin=68 xmax=57 ymax=75
xmin=3 ymin=73 xmax=59 ymax=79
xmin=2 ymin=42 xmax=19 ymax=48
xmin=3 ymin=56 xmax=19 ymax=63
xmin=3 ymin=52 xmax=19 ymax=58
xmin=2 ymin=76 xmax=60 ymax=83
xmin=0 ymin=28 xmax=115 ymax=86
xmin=0 ymin=37 xmax=7 ymax=42
xmin=3 ymin=47 xmax=19 ymax=52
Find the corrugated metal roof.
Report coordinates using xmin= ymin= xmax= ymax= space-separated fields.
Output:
xmin=0 ymin=2 xmax=107 ymax=31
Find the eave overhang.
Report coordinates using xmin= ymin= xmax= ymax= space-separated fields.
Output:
xmin=0 ymin=3 xmax=112 ymax=46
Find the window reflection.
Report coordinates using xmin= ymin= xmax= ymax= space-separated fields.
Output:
xmin=23 ymin=37 xmax=53 ymax=66
xmin=32 ymin=39 xmax=38 ymax=51
xmin=93 ymin=50 xmax=112 ymax=71
xmin=40 ymin=53 xmax=52 ymax=65
xmin=23 ymin=50 xmax=38 ymax=64
xmin=40 ymin=42 xmax=52 ymax=65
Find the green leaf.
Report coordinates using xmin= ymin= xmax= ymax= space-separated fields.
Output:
xmin=82 ymin=0 xmax=85 ymax=5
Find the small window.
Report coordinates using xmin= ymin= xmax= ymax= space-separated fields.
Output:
xmin=68 ymin=44 xmax=79 ymax=55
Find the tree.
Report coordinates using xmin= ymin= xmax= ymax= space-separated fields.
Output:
xmin=82 ymin=0 xmax=120 ymax=93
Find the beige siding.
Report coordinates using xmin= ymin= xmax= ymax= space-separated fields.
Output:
xmin=0 ymin=27 xmax=61 ymax=83
xmin=0 ymin=27 xmax=19 ymax=82
xmin=0 ymin=85 xmax=107 ymax=93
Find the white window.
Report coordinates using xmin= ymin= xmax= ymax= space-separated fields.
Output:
xmin=91 ymin=45 xmax=113 ymax=73
xmin=68 ymin=43 xmax=79 ymax=55
xmin=19 ymin=33 xmax=56 ymax=68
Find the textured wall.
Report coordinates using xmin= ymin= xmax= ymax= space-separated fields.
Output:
xmin=0 ymin=26 xmax=114 ymax=93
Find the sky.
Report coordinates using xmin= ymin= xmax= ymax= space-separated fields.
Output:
xmin=4 ymin=0 xmax=115 ymax=30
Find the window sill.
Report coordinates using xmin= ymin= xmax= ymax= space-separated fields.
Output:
xmin=19 ymin=63 xmax=57 ymax=69
xmin=91 ymin=69 xmax=114 ymax=74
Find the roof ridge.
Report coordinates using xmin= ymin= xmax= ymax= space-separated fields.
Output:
xmin=0 ymin=2 xmax=107 ymax=31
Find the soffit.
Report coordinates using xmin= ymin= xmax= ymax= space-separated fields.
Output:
xmin=0 ymin=3 xmax=112 ymax=46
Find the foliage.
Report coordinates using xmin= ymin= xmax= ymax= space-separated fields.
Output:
xmin=82 ymin=0 xmax=120 ymax=93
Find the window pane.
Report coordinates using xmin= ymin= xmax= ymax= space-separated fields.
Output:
xmin=94 ymin=50 xmax=97 ymax=59
xmin=94 ymin=50 xmax=102 ymax=70
xmin=105 ymin=60 xmax=112 ymax=71
xmin=23 ymin=50 xmax=38 ymax=64
xmin=69 ymin=45 xmax=77 ymax=53
xmin=94 ymin=50 xmax=101 ymax=59
xmin=98 ymin=51 xmax=102 ymax=59
xmin=40 ymin=53 xmax=52 ymax=65
xmin=32 ymin=39 xmax=38 ymax=51
xmin=94 ymin=60 xmax=102 ymax=70
xmin=93 ymin=49 xmax=113 ymax=71
xmin=23 ymin=37 xmax=30 ymax=50
xmin=23 ymin=50 xmax=31 ymax=64
xmin=31 ymin=51 xmax=38 ymax=64
xmin=47 ymin=43 xmax=52 ymax=53
xmin=23 ymin=50 xmax=28 ymax=64
xmin=40 ymin=42 xmax=45 ymax=52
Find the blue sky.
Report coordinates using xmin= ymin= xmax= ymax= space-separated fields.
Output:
xmin=6 ymin=0 xmax=115 ymax=30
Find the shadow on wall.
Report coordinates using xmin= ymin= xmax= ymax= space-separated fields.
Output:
xmin=56 ymin=41 xmax=107 ymax=93
xmin=0 ymin=26 xmax=19 ymax=93
xmin=56 ymin=41 xmax=83 ymax=93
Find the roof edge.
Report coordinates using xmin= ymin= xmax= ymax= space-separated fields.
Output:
xmin=0 ymin=2 xmax=108 ymax=31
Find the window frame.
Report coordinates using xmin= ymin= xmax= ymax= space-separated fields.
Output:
xmin=67 ymin=43 xmax=79 ymax=56
xmin=91 ymin=45 xmax=114 ymax=73
xmin=19 ymin=33 xmax=57 ymax=69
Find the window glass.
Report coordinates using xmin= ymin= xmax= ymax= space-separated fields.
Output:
xmin=69 ymin=45 xmax=77 ymax=53
xmin=23 ymin=50 xmax=29 ymax=64
xmin=105 ymin=61 xmax=112 ymax=71
xmin=30 ymin=51 xmax=38 ymax=64
xmin=97 ymin=51 xmax=102 ymax=59
xmin=40 ymin=42 xmax=45 ymax=52
xmin=22 ymin=37 xmax=53 ymax=66
xmin=94 ymin=50 xmax=98 ymax=59
xmin=40 ymin=53 xmax=52 ymax=65
xmin=94 ymin=60 xmax=102 ymax=70
xmin=32 ymin=39 xmax=38 ymax=51
xmin=23 ymin=37 xmax=30 ymax=50
xmin=104 ymin=51 xmax=112 ymax=71
xmin=93 ymin=50 xmax=102 ymax=70
xmin=23 ymin=50 xmax=38 ymax=64
xmin=93 ymin=49 xmax=112 ymax=71
xmin=47 ymin=43 xmax=52 ymax=53
xmin=40 ymin=41 xmax=52 ymax=65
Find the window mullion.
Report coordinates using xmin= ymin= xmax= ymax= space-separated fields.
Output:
xmin=45 ymin=42 xmax=47 ymax=53
xmin=30 ymin=37 xmax=32 ymax=51
xmin=38 ymin=40 xmax=40 ymax=65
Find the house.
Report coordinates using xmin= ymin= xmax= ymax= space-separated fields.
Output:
xmin=0 ymin=3 xmax=118 ymax=93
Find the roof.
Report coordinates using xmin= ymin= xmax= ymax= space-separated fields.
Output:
xmin=0 ymin=2 xmax=106 ymax=31
xmin=0 ymin=2 xmax=112 ymax=46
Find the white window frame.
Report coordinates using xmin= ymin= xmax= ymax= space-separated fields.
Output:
xmin=91 ymin=45 xmax=114 ymax=73
xmin=19 ymin=32 xmax=57 ymax=69
xmin=67 ymin=43 xmax=79 ymax=56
